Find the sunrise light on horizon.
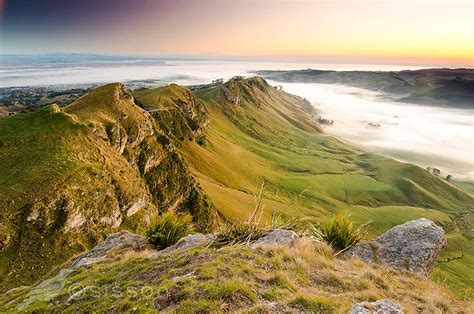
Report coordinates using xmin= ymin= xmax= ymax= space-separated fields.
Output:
xmin=1 ymin=0 xmax=473 ymax=66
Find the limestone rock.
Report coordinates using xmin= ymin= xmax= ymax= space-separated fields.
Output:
xmin=124 ymin=198 xmax=148 ymax=217
xmin=251 ymin=229 xmax=298 ymax=249
xmin=221 ymin=83 xmax=241 ymax=105
xmin=73 ymin=231 xmax=151 ymax=267
xmin=349 ymin=300 xmax=402 ymax=314
xmin=17 ymin=231 xmax=151 ymax=309
xmin=349 ymin=218 xmax=446 ymax=275
xmin=159 ymin=233 xmax=216 ymax=254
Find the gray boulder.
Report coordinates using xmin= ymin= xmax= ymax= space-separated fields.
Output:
xmin=251 ymin=229 xmax=298 ymax=249
xmin=349 ymin=218 xmax=446 ymax=275
xmin=73 ymin=231 xmax=151 ymax=267
xmin=18 ymin=231 xmax=151 ymax=309
xmin=349 ymin=300 xmax=402 ymax=314
xmin=157 ymin=233 xmax=216 ymax=254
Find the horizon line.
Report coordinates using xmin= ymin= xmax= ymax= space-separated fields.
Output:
xmin=1 ymin=52 xmax=472 ymax=68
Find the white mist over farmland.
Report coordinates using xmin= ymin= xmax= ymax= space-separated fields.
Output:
xmin=278 ymin=82 xmax=474 ymax=181
xmin=1 ymin=56 xmax=471 ymax=181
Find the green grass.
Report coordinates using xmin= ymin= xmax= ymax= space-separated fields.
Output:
xmin=146 ymin=212 xmax=193 ymax=249
xmin=172 ymin=77 xmax=473 ymax=297
xmin=1 ymin=239 xmax=466 ymax=312
xmin=0 ymin=83 xmax=215 ymax=292
xmin=453 ymin=181 xmax=474 ymax=195
xmin=288 ymin=294 xmax=333 ymax=312
xmin=310 ymin=214 xmax=366 ymax=251
xmin=0 ymin=105 xmax=81 ymax=207
xmin=348 ymin=206 xmax=453 ymax=236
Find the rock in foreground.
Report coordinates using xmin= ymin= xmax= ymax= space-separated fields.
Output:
xmin=1 ymin=230 xmax=466 ymax=312
xmin=349 ymin=218 xmax=446 ymax=275
xmin=349 ymin=300 xmax=402 ymax=314
xmin=73 ymin=231 xmax=152 ymax=267
xmin=251 ymin=229 xmax=298 ymax=249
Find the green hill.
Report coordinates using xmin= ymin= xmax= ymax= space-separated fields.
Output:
xmin=257 ymin=68 xmax=474 ymax=108
xmin=0 ymin=77 xmax=472 ymax=299
xmin=0 ymin=83 xmax=215 ymax=292
xmin=135 ymin=77 xmax=473 ymax=297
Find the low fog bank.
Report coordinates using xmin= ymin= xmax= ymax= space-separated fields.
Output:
xmin=0 ymin=59 xmax=424 ymax=88
xmin=276 ymin=82 xmax=474 ymax=182
xmin=2 ymin=57 xmax=470 ymax=182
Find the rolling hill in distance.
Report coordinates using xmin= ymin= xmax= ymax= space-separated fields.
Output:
xmin=0 ymin=77 xmax=473 ymax=310
xmin=2 ymin=0 xmax=473 ymax=310
xmin=256 ymin=68 xmax=474 ymax=109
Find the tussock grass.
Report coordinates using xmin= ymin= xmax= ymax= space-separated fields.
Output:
xmin=213 ymin=182 xmax=305 ymax=247
xmin=288 ymin=294 xmax=333 ymax=312
xmin=310 ymin=214 xmax=367 ymax=251
xmin=214 ymin=222 xmax=268 ymax=247
xmin=146 ymin=212 xmax=193 ymax=249
xmin=4 ymin=237 xmax=468 ymax=312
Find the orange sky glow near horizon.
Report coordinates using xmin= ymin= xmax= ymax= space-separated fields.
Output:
xmin=1 ymin=0 xmax=473 ymax=66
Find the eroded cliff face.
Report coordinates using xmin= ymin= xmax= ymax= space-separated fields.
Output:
xmin=0 ymin=83 xmax=215 ymax=292
xmin=133 ymin=83 xmax=210 ymax=143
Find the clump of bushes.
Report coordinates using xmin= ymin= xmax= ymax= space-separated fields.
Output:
xmin=146 ymin=212 xmax=193 ymax=249
xmin=310 ymin=214 xmax=366 ymax=251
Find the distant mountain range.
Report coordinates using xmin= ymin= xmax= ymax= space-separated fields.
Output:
xmin=257 ymin=68 xmax=474 ymax=108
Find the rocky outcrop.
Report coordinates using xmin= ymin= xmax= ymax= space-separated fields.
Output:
xmin=349 ymin=300 xmax=402 ymax=314
xmin=14 ymin=231 xmax=152 ymax=310
xmin=158 ymin=233 xmax=216 ymax=254
xmin=73 ymin=231 xmax=152 ymax=267
xmin=251 ymin=229 xmax=298 ymax=249
xmin=349 ymin=218 xmax=446 ymax=275
xmin=222 ymin=83 xmax=242 ymax=105
xmin=134 ymin=84 xmax=209 ymax=142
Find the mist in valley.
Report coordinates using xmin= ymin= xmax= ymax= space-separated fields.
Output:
xmin=278 ymin=82 xmax=474 ymax=181
xmin=2 ymin=57 xmax=472 ymax=182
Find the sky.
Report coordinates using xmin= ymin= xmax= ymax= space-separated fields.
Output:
xmin=1 ymin=0 xmax=473 ymax=65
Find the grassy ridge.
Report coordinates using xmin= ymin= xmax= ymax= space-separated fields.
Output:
xmin=0 ymin=103 xmax=153 ymax=290
xmin=1 ymin=239 xmax=467 ymax=312
xmin=135 ymin=77 xmax=474 ymax=297
xmin=1 ymin=77 xmax=471 ymax=298
xmin=0 ymin=83 xmax=215 ymax=292
xmin=179 ymin=78 xmax=470 ymax=215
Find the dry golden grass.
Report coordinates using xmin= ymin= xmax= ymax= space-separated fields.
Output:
xmin=268 ymin=238 xmax=470 ymax=312
xmin=5 ymin=238 xmax=470 ymax=312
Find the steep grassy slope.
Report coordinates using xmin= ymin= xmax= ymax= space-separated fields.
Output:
xmin=1 ymin=239 xmax=468 ymax=312
xmin=178 ymin=78 xmax=470 ymax=216
xmin=0 ymin=83 xmax=215 ymax=292
xmin=1 ymin=77 xmax=472 ymax=299
xmin=136 ymin=77 xmax=473 ymax=297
